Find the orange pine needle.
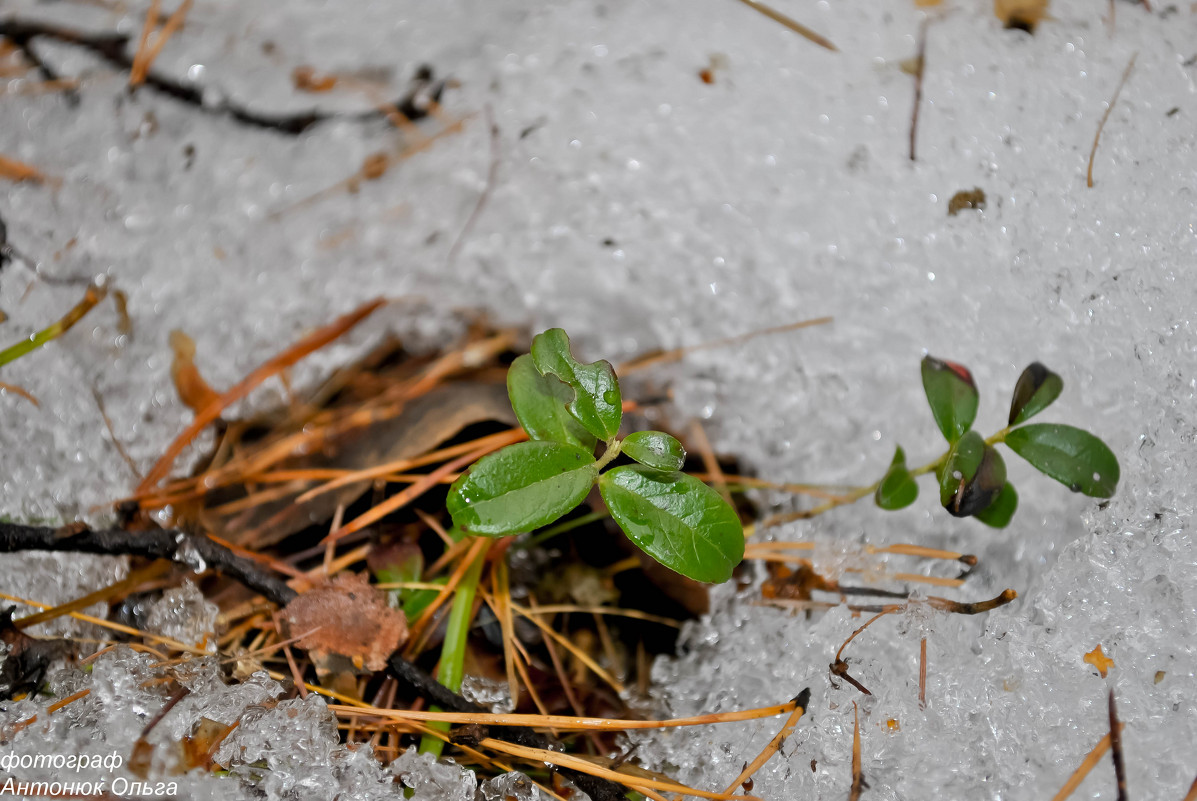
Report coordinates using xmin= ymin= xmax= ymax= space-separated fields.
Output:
xmin=0 ymin=381 xmax=40 ymax=406
xmin=722 ymin=690 xmax=811 ymax=794
xmin=323 ymin=443 xmax=490 ymax=544
xmin=325 ymin=699 xmax=800 ymax=732
xmin=16 ymin=561 xmax=171 ymax=628
xmin=0 ymin=153 xmax=52 ymax=184
xmin=295 ymin=427 xmax=525 ymax=504
xmin=1050 ymin=731 xmax=1118 ymax=801
xmin=136 ymin=298 xmax=386 ymax=493
xmin=129 ymin=0 xmax=162 ymax=85
xmin=510 ymin=600 xmax=626 ymax=695
xmin=46 ymin=689 xmax=91 ymax=714
xmin=849 ymin=702 xmax=863 ymax=801
xmin=1181 ymin=773 xmax=1197 ymax=801
xmin=729 ymin=0 xmax=837 ymax=51
xmin=919 ymin=636 xmax=928 ymax=709
xmin=481 ymin=737 xmax=762 ymax=801
xmin=129 ymin=0 xmax=192 ymax=87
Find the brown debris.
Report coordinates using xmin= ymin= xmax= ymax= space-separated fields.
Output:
xmin=995 ymin=0 xmax=1051 ymax=32
xmin=282 ymin=572 xmax=408 ymax=672
xmin=948 ymin=187 xmax=987 ymax=215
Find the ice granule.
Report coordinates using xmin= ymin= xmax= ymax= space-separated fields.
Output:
xmin=391 ymin=748 xmax=478 ymax=801
xmin=461 ymin=674 xmax=516 ymax=714
xmin=481 ymin=771 xmax=549 ymax=801
xmin=145 ymin=581 xmax=219 ymax=653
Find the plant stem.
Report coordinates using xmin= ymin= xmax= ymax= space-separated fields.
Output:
xmin=418 ymin=541 xmax=487 ymax=758
xmin=758 ymin=427 xmax=1011 ymax=529
xmin=593 ymin=438 xmax=622 ymax=472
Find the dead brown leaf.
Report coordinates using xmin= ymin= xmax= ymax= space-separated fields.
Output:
xmin=282 ymin=572 xmax=407 ymax=672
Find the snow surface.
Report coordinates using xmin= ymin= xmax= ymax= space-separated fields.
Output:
xmin=1 ymin=0 xmax=1195 ymax=798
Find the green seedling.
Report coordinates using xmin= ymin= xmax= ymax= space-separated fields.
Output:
xmin=448 ymin=329 xmax=744 ymax=584
xmin=871 ymin=357 xmax=1119 ymax=526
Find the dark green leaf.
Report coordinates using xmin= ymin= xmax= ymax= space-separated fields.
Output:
xmin=939 ymin=432 xmax=1006 ymax=517
xmin=531 ymin=329 xmax=622 ymax=442
xmin=599 ymin=466 xmax=743 ymax=584
xmin=507 ymin=354 xmax=597 ymax=450
xmin=621 ymin=430 xmax=686 ymax=471
xmin=975 ymin=482 xmax=1018 ymax=528
xmin=1004 ymin=424 xmax=1119 ymax=497
xmin=922 ymin=356 xmax=979 ymax=443
xmin=1008 ymin=362 xmax=1064 ymax=425
xmin=875 ymin=446 xmax=919 ymax=510
xmin=447 ymin=441 xmax=597 ymax=536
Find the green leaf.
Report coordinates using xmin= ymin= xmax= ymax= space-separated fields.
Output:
xmin=531 ymin=329 xmax=622 ymax=442
xmin=938 ymin=432 xmax=1006 ymax=517
xmin=369 ymin=542 xmax=423 ymax=610
xmin=975 ymin=482 xmax=1018 ymax=528
xmin=1004 ymin=424 xmax=1120 ymax=497
xmin=599 ymin=466 xmax=743 ymax=584
xmin=447 ymin=441 xmax=597 ymax=536
xmin=621 ymin=430 xmax=686 ymax=471
xmin=507 ymin=354 xmax=597 ymax=450
xmin=921 ymin=356 xmax=979 ymax=443
xmin=1008 ymin=362 xmax=1064 ymax=425
xmin=875 ymin=446 xmax=919 ymax=510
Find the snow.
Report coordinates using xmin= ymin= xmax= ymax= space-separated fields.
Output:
xmin=1 ymin=0 xmax=1195 ymax=798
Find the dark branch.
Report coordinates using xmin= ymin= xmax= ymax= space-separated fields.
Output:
xmin=0 ymin=18 xmax=443 ymax=135
xmin=0 ymin=521 xmax=296 ymax=606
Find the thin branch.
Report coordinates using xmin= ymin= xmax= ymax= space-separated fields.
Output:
xmin=1087 ymin=54 xmax=1137 ymax=188
xmin=910 ymin=18 xmax=930 ymax=162
xmin=0 ymin=18 xmax=445 ymax=135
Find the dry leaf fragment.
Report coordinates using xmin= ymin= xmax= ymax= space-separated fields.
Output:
xmin=169 ymin=330 xmax=221 ymax=413
xmin=1084 ymin=644 xmax=1115 ymax=677
xmin=282 ymin=572 xmax=407 ymax=672
xmin=948 ymin=187 xmax=987 ymax=215
xmin=293 ymin=65 xmax=338 ymax=93
xmin=994 ymin=0 xmax=1050 ymax=31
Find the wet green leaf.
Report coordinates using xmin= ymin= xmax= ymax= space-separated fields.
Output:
xmin=875 ymin=446 xmax=919 ymax=510
xmin=975 ymin=482 xmax=1018 ymax=528
xmin=1004 ymin=424 xmax=1119 ymax=497
xmin=507 ymin=354 xmax=597 ymax=450
xmin=599 ymin=466 xmax=743 ymax=584
xmin=1008 ymin=362 xmax=1064 ymax=425
xmin=922 ymin=356 xmax=979 ymax=443
xmin=447 ymin=441 xmax=597 ymax=535
xmin=531 ymin=329 xmax=622 ymax=442
xmin=939 ymin=432 xmax=1006 ymax=517
xmin=621 ymin=430 xmax=686 ymax=471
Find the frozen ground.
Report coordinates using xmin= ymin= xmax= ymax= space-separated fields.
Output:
xmin=1 ymin=0 xmax=1195 ymax=798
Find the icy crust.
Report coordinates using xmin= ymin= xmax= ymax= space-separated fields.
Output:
xmin=0 ymin=647 xmax=476 ymax=801
xmin=636 ymin=509 xmax=1197 ymax=798
xmin=145 ymin=581 xmax=219 ymax=653
xmin=0 ymin=554 xmax=128 ymax=638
